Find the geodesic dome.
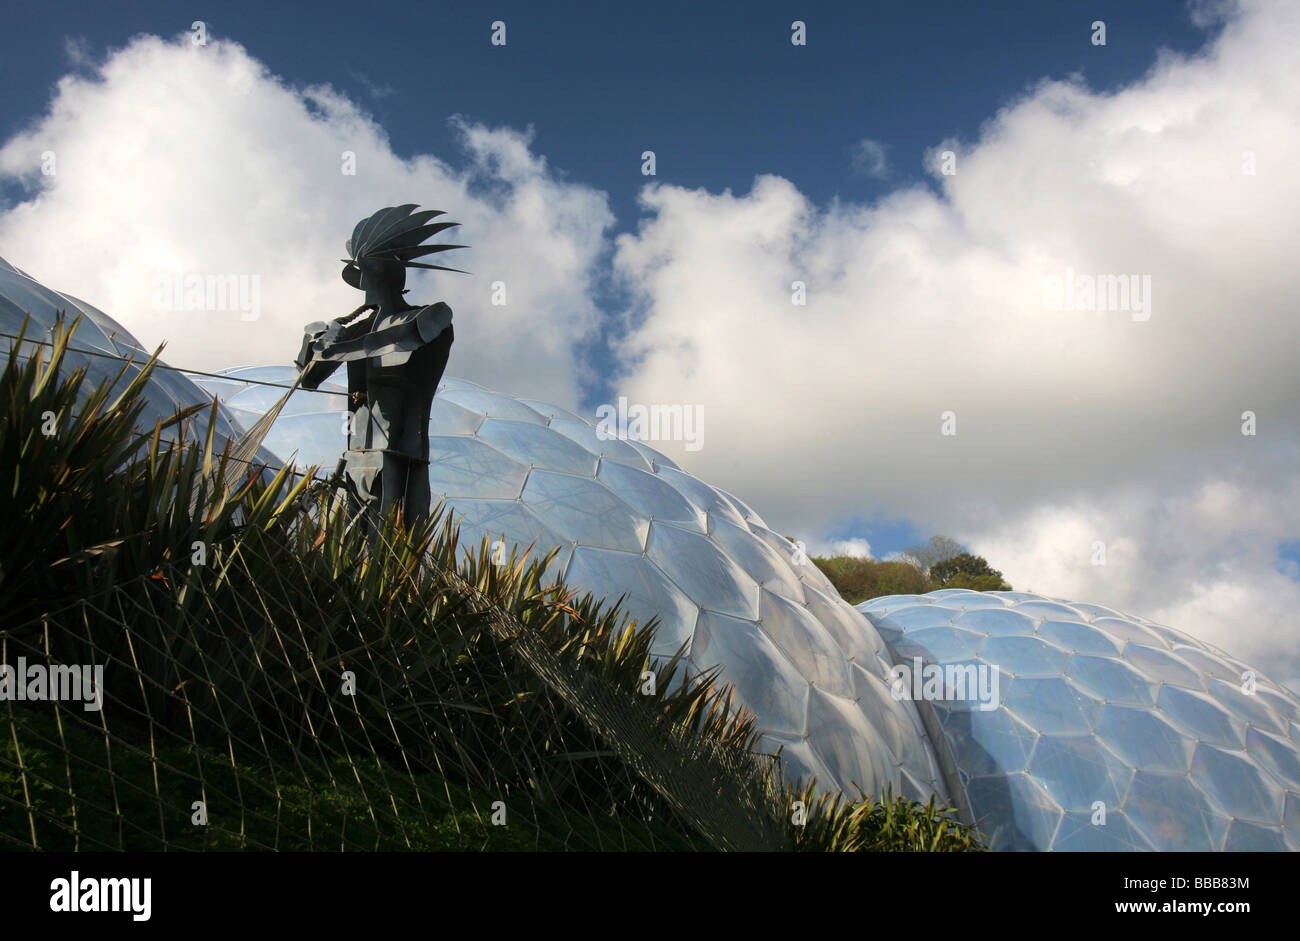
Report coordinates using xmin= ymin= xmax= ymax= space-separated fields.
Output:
xmin=8 ymin=256 xmax=1298 ymax=851
xmin=0 ymin=255 xmax=253 ymax=452
xmin=858 ymin=590 xmax=1300 ymax=851
xmin=189 ymin=365 xmax=951 ymax=807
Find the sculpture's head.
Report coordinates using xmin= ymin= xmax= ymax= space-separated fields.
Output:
xmin=341 ymin=204 xmax=467 ymax=303
xmin=355 ymin=256 xmax=407 ymax=307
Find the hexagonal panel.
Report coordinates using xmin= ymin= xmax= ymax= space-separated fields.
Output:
xmin=521 ymin=471 xmax=647 ymax=552
xmin=653 ymin=465 xmax=749 ymax=528
xmin=1089 ymin=616 xmax=1165 ymax=649
xmin=1190 ymin=744 xmax=1283 ymax=823
xmin=1067 ymin=654 xmax=1159 ymax=707
xmin=802 ymin=585 xmax=884 ymax=665
xmin=644 ymin=521 xmax=760 ymax=620
xmin=476 ymin=418 xmax=599 ymax=476
xmin=981 ymin=635 xmax=1072 ymax=678
xmin=1125 ymin=771 xmax=1229 ymax=851
xmin=1003 ymin=676 xmax=1102 ymax=734
xmin=1122 ymin=644 xmax=1205 ymax=690
xmin=437 ymin=387 xmax=548 ymax=424
xmin=1096 ymin=704 xmax=1194 ymax=773
xmin=709 ymin=517 xmax=807 ymax=605
xmin=952 ymin=607 xmax=1039 ymax=637
xmin=1205 ymin=677 xmax=1288 ymax=735
xmin=878 ymin=605 xmax=960 ymax=635
xmin=1245 ymin=726 xmax=1300 ymax=788
xmin=565 ymin=546 xmax=699 ymax=657
xmin=1036 ymin=618 xmax=1124 ymax=656
xmin=547 ymin=418 xmax=655 ymax=471
xmin=691 ymin=610 xmax=809 ymax=737
xmin=1010 ymin=600 xmax=1084 ymax=621
xmin=1172 ymin=644 xmax=1246 ymax=685
xmin=595 ymin=460 xmax=705 ymax=532
xmin=941 ymin=707 xmax=1038 ymax=778
xmin=426 ymin=435 xmax=529 ymax=500
xmin=805 ymin=687 xmax=893 ymax=800
xmin=757 ymin=589 xmax=853 ymax=699
xmin=1027 ymin=735 xmax=1133 ymax=811
xmin=1158 ymin=686 xmax=1246 ymax=749
xmin=427 ymin=396 xmax=484 ymax=435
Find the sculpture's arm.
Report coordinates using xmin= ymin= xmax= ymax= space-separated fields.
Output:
xmin=295 ymin=305 xmax=377 ymax=389
xmin=416 ymin=302 xmax=453 ymax=343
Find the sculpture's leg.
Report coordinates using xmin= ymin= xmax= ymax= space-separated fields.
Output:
xmin=399 ymin=333 xmax=449 ymax=529
xmin=367 ymin=328 xmax=452 ymax=532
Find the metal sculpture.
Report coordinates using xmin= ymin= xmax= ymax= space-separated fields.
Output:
xmin=295 ymin=205 xmax=466 ymax=532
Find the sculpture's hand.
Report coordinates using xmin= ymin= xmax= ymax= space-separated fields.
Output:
xmin=295 ymin=305 xmax=373 ymax=383
xmin=335 ymin=304 xmax=376 ymax=326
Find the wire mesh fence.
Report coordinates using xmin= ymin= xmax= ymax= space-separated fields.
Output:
xmin=1 ymin=313 xmax=983 ymax=854
xmin=0 ymin=316 xmax=788 ymax=852
xmin=1 ymin=507 xmax=797 ymax=852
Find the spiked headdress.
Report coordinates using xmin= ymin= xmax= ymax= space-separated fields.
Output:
xmin=341 ymin=204 xmax=468 ymax=288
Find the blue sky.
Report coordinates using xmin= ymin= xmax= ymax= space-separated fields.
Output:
xmin=0 ymin=1 xmax=1296 ymax=676
xmin=3 ymin=0 xmax=1211 ymax=232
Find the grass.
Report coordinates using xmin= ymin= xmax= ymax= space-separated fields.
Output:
xmin=2 ymin=707 xmax=704 ymax=851
xmin=0 ymin=312 xmax=983 ymax=852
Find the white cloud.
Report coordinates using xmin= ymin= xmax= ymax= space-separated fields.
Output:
xmin=884 ymin=553 xmax=925 ymax=571
xmin=831 ymin=537 xmax=874 ymax=559
xmin=62 ymin=37 xmax=93 ymax=69
xmin=850 ymin=138 xmax=889 ymax=178
xmin=0 ymin=34 xmax=612 ymax=409
xmin=609 ymin=1 xmax=1300 ymax=677
xmin=969 ymin=481 xmax=1300 ymax=672
xmin=1 ymin=6 xmax=1296 ymax=681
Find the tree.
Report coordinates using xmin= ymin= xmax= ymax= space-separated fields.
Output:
xmin=811 ymin=556 xmax=931 ymax=605
xmin=930 ymin=552 xmax=1011 ymax=591
xmin=901 ymin=535 xmax=964 ymax=574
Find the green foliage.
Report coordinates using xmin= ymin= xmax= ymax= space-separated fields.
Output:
xmin=811 ymin=535 xmax=1012 ymax=604
xmin=930 ymin=552 xmax=1011 ymax=591
xmin=901 ymin=535 xmax=965 ymax=573
xmin=810 ymin=556 xmax=932 ymax=605
xmin=1 ymin=707 xmax=703 ymax=851
xmin=782 ymin=780 xmax=985 ymax=852
xmin=0 ymin=314 xmax=982 ymax=852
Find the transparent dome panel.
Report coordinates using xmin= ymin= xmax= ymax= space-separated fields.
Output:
xmin=476 ymin=418 xmax=599 ymax=476
xmin=1026 ymin=734 xmax=1133 ymax=811
xmin=426 ymin=436 xmax=529 ymax=500
xmin=595 ymin=460 xmax=705 ymax=532
xmin=644 ymin=522 xmax=760 ymax=621
xmin=708 ymin=516 xmax=807 ymax=605
xmin=565 ymin=546 xmax=698 ymax=658
xmin=691 ymin=610 xmax=809 ymax=738
xmin=520 ymin=471 xmax=647 ymax=552
xmin=547 ymin=419 xmax=655 ymax=471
